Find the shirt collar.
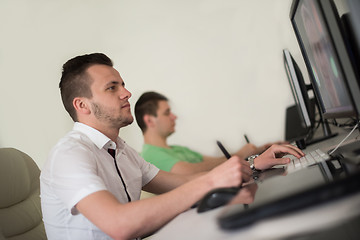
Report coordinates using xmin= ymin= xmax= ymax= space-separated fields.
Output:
xmin=73 ymin=122 xmax=125 ymax=151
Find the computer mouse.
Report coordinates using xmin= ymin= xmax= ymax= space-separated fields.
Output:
xmin=197 ymin=187 xmax=241 ymax=213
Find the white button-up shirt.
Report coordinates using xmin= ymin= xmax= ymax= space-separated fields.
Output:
xmin=40 ymin=122 xmax=159 ymax=240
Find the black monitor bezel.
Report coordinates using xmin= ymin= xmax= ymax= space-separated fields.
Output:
xmin=343 ymin=0 xmax=360 ymax=117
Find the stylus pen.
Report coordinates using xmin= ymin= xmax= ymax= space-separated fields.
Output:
xmin=244 ymin=134 xmax=250 ymax=144
xmin=217 ymin=140 xmax=249 ymax=210
xmin=216 ymin=140 xmax=231 ymax=159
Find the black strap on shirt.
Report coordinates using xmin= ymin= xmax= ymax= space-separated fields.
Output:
xmin=108 ymin=148 xmax=132 ymax=202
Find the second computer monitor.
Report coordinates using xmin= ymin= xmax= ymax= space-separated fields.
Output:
xmin=283 ymin=49 xmax=313 ymax=129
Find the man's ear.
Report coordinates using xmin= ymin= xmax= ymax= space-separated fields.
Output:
xmin=73 ymin=97 xmax=91 ymax=115
xmin=143 ymin=114 xmax=156 ymax=128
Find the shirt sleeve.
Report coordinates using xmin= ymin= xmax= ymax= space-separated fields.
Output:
xmin=48 ymin=144 xmax=107 ymax=214
xmin=123 ymin=144 xmax=159 ymax=187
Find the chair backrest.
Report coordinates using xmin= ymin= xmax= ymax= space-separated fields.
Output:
xmin=0 ymin=148 xmax=47 ymax=240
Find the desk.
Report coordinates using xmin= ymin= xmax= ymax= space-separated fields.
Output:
xmin=151 ymin=128 xmax=360 ymax=240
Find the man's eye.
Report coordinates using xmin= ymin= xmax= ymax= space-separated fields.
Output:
xmin=107 ymin=86 xmax=116 ymax=91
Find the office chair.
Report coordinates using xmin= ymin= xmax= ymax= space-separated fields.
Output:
xmin=0 ymin=148 xmax=47 ymax=239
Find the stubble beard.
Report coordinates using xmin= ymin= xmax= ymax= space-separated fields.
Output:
xmin=91 ymin=102 xmax=134 ymax=129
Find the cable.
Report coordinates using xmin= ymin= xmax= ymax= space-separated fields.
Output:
xmin=329 ymin=121 xmax=359 ymax=155
xmin=330 ymin=118 xmax=358 ymax=128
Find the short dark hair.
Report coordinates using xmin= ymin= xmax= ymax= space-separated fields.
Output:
xmin=59 ymin=53 xmax=113 ymax=121
xmin=134 ymin=91 xmax=168 ymax=133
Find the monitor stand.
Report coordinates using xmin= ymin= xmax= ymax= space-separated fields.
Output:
xmin=295 ymin=119 xmax=338 ymax=149
xmin=306 ymin=119 xmax=338 ymax=146
xmin=297 ymin=100 xmax=338 ymax=149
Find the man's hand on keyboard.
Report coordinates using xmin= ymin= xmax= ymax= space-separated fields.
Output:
xmin=253 ymin=144 xmax=305 ymax=171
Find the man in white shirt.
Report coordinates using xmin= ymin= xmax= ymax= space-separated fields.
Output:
xmin=40 ymin=53 xmax=304 ymax=240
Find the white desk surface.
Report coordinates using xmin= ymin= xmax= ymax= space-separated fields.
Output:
xmin=151 ymin=192 xmax=360 ymax=240
xmin=151 ymin=128 xmax=360 ymax=240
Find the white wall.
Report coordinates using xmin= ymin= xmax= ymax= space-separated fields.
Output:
xmin=0 ymin=0 xmax=306 ymax=168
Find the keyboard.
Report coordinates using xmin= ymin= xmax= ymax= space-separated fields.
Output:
xmin=286 ymin=149 xmax=331 ymax=173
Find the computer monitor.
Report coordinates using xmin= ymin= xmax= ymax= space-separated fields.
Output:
xmin=342 ymin=0 xmax=360 ymax=117
xmin=290 ymin=0 xmax=359 ymax=120
xmin=283 ymin=48 xmax=337 ymax=147
xmin=347 ymin=0 xmax=360 ymax=58
xmin=283 ymin=49 xmax=313 ymax=129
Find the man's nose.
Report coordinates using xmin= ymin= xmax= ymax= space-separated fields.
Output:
xmin=120 ymin=87 xmax=132 ymax=99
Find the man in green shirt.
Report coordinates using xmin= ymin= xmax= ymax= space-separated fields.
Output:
xmin=135 ymin=91 xmax=285 ymax=174
xmin=141 ymin=144 xmax=204 ymax=172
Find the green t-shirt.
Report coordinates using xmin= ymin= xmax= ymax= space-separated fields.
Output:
xmin=141 ymin=144 xmax=203 ymax=172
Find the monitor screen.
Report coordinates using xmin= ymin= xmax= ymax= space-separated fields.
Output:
xmin=290 ymin=0 xmax=357 ymax=119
